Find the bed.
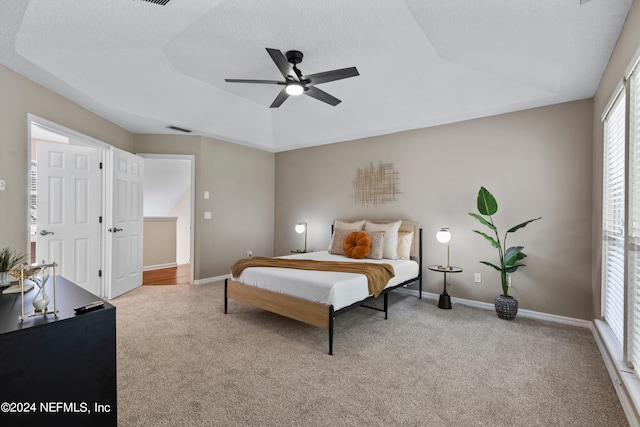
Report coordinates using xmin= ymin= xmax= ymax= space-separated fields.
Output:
xmin=224 ymin=220 xmax=423 ymax=355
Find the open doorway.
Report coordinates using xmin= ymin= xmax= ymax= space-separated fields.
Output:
xmin=138 ymin=154 xmax=194 ymax=285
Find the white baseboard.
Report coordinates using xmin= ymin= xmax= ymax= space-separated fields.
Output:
xmin=592 ymin=320 xmax=640 ymax=427
xmin=396 ymin=288 xmax=592 ymax=328
xmin=193 ymin=273 xmax=230 ymax=285
xmin=143 ymin=263 xmax=177 ymax=271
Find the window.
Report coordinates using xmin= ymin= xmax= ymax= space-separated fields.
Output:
xmin=601 ymin=57 xmax=640 ymax=368
xmin=629 ymin=70 xmax=640 ymax=369
xmin=602 ymin=92 xmax=626 ymax=346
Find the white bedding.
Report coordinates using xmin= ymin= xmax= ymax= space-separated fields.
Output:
xmin=234 ymin=251 xmax=419 ymax=310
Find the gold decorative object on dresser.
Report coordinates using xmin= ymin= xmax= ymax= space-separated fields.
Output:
xmin=11 ymin=261 xmax=59 ymax=321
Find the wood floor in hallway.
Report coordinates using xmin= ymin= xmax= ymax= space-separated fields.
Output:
xmin=143 ymin=264 xmax=191 ymax=286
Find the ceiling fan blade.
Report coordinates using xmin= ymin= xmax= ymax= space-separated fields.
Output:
xmin=304 ymin=67 xmax=359 ymax=85
xmin=266 ymin=48 xmax=298 ymax=81
xmin=304 ymin=86 xmax=341 ymax=106
xmin=270 ymin=87 xmax=290 ymax=108
xmin=224 ymin=79 xmax=284 ymax=85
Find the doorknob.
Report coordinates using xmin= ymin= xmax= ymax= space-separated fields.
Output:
xmin=39 ymin=230 xmax=55 ymax=236
xmin=108 ymin=228 xmax=123 ymax=233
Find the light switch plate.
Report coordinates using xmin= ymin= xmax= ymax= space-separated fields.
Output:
xmin=204 ymin=191 xmax=209 ymax=199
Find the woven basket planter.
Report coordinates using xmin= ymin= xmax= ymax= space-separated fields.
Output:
xmin=495 ymin=295 xmax=518 ymax=320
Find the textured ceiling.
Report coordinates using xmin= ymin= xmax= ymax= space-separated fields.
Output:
xmin=0 ymin=0 xmax=633 ymax=152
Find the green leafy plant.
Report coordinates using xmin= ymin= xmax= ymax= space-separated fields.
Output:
xmin=469 ymin=187 xmax=541 ymax=297
xmin=0 ymin=247 xmax=27 ymax=273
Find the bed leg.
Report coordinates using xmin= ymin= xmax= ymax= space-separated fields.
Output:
xmin=384 ymin=293 xmax=388 ymax=320
xmin=328 ymin=305 xmax=335 ymax=355
xmin=419 ymin=228 xmax=423 ymax=299
xmin=224 ymin=278 xmax=228 ymax=314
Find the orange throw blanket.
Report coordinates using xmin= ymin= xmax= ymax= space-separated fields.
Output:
xmin=231 ymin=257 xmax=395 ymax=298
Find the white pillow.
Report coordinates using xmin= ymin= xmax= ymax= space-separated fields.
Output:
xmin=364 ymin=220 xmax=402 ymax=259
xmin=397 ymin=231 xmax=414 ymax=260
xmin=334 ymin=219 xmax=365 ymax=230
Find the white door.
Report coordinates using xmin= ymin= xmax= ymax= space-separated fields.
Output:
xmin=36 ymin=142 xmax=101 ymax=296
xmin=106 ymin=147 xmax=144 ymax=299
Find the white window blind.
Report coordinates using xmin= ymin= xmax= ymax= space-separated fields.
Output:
xmin=603 ymin=92 xmax=626 ymax=346
xmin=628 ymin=70 xmax=640 ymax=368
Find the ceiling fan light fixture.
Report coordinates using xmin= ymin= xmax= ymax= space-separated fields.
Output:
xmin=285 ymin=82 xmax=304 ymax=96
xmin=225 ymin=48 xmax=359 ymax=107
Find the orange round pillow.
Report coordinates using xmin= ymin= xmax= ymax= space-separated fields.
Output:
xmin=343 ymin=231 xmax=372 ymax=259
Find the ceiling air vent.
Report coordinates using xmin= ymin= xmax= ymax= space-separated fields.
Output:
xmin=167 ymin=125 xmax=192 ymax=133
xmin=141 ymin=0 xmax=171 ymax=6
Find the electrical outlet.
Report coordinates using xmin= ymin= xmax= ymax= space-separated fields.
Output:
xmin=474 ymin=273 xmax=482 ymax=283
xmin=507 ymin=275 xmax=512 ymax=287
xmin=246 ymin=250 xmax=252 ymax=258
xmin=0 ymin=180 xmax=5 ymax=191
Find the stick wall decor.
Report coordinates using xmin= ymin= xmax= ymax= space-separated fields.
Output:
xmin=353 ymin=161 xmax=401 ymax=207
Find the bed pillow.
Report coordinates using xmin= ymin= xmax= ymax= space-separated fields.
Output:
xmin=334 ymin=219 xmax=366 ymax=231
xmin=397 ymin=231 xmax=414 ymax=260
xmin=328 ymin=228 xmax=358 ymax=255
xmin=343 ymin=231 xmax=371 ymax=259
xmin=366 ymin=231 xmax=386 ymax=260
xmin=364 ymin=220 xmax=402 ymax=259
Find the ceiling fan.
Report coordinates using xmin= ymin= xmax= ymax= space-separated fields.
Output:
xmin=225 ymin=48 xmax=359 ymax=108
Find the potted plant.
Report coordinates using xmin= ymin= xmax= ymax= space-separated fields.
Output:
xmin=0 ymin=247 xmax=27 ymax=285
xmin=469 ymin=187 xmax=541 ymax=319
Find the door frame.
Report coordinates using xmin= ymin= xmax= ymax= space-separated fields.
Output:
xmin=27 ymin=114 xmax=110 ymax=295
xmin=137 ymin=153 xmax=195 ymax=285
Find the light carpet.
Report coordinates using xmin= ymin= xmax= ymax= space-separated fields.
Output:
xmin=112 ymin=282 xmax=628 ymax=426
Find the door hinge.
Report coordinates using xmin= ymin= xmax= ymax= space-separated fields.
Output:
xmin=99 ymin=162 xmax=103 ymax=169
xmin=99 ymin=216 xmax=102 ymax=223
xmin=98 ymin=270 xmax=102 ymax=277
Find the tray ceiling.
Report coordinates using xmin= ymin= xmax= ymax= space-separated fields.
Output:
xmin=0 ymin=0 xmax=633 ymax=152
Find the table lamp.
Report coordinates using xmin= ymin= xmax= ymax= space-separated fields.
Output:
xmin=295 ymin=222 xmax=307 ymax=253
xmin=436 ymin=227 xmax=451 ymax=270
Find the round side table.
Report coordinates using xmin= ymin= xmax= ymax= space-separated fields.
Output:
xmin=428 ymin=265 xmax=463 ymax=309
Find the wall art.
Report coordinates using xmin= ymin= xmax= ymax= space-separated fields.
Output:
xmin=353 ymin=161 xmax=401 ymax=207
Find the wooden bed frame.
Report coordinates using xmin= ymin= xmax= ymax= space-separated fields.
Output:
xmin=224 ymin=221 xmax=423 ymax=355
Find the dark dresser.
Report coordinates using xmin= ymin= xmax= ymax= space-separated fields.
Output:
xmin=0 ymin=276 xmax=116 ymax=426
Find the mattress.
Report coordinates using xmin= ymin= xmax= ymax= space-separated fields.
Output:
xmin=234 ymin=251 xmax=419 ymax=310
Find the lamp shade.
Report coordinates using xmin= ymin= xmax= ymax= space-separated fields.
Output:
xmin=436 ymin=228 xmax=451 ymax=243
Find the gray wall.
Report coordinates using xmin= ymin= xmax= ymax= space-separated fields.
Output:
xmin=275 ymin=99 xmax=594 ymax=320
xmin=134 ymin=134 xmax=275 ymax=280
